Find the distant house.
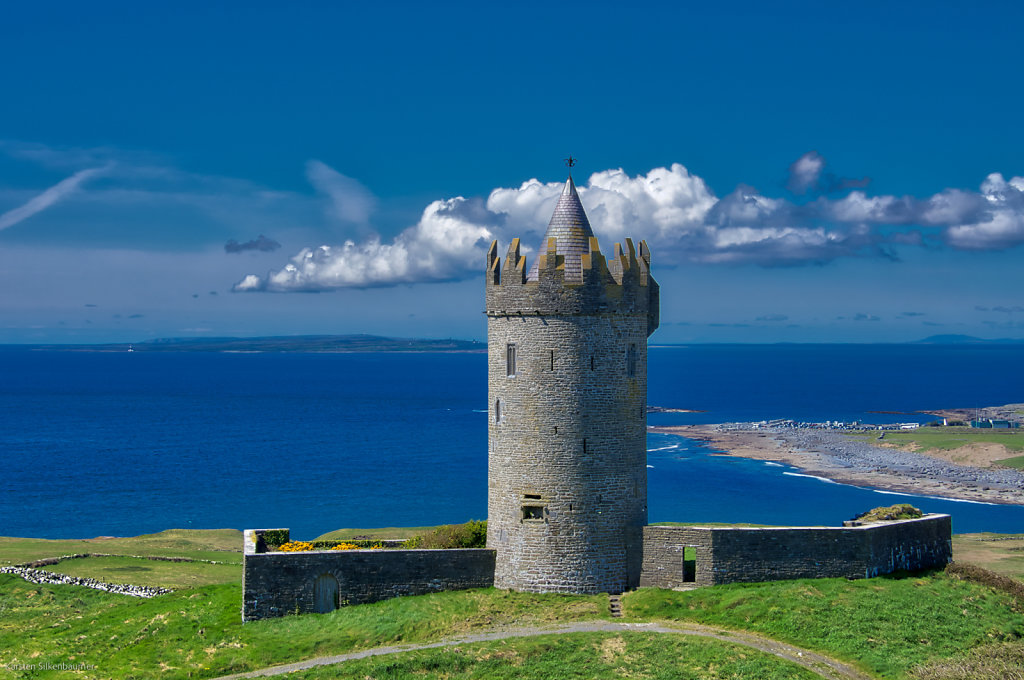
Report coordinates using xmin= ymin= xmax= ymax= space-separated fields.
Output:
xmin=970 ymin=418 xmax=1019 ymax=429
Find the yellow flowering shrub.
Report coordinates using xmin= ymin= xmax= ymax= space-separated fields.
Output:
xmin=276 ymin=541 xmax=315 ymax=552
xmin=331 ymin=542 xmax=360 ymax=551
xmin=273 ymin=540 xmax=387 ymax=552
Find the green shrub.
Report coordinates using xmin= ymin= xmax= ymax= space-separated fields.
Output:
xmin=404 ymin=520 xmax=487 ymax=549
xmin=259 ymin=529 xmax=290 ymax=550
xmin=910 ymin=642 xmax=1024 ymax=680
xmin=946 ymin=562 xmax=1024 ymax=605
xmin=853 ymin=503 xmax=923 ymax=523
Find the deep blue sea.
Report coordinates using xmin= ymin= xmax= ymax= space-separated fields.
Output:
xmin=2 ymin=344 xmax=1023 ymax=539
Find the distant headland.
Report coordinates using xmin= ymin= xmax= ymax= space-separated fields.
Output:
xmin=11 ymin=334 xmax=486 ymax=353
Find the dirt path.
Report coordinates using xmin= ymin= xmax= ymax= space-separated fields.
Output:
xmin=211 ymin=620 xmax=873 ymax=680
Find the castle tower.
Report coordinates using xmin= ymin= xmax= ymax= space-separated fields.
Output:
xmin=485 ymin=174 xmax=659 ymax=594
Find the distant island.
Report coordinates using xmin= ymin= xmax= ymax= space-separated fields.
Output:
xmin=16 ymin=334 xmax=486 ymax=353
xmin=7 ymin=334 xmax=1024 ymax=353
xmin=913 ymin=334 xmax=1024 ymax=345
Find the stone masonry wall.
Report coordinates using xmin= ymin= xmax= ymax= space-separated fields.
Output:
xmin=485 ymin=237 xmax=657 ymax=594
xmin=640 ymin=515 xmax=951 ymax=588
xmin=862 ymin=514 xmax=953 ymax=577
xmin=242 ymin=530 xmax=495 ymax=621
xmin=639 ymin=526 xmax=715 ymax=587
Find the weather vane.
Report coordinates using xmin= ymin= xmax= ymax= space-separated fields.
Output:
xmin=564 ymin=155 xmax=577 ymax=169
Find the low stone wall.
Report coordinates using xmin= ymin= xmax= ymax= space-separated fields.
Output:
xmin=242 ymin=529 xmax=496 ymax=621
xmin=640 ymin=514 xmax=951 ymax=588
xmin=638 ymin=526 xmax=716 ymax=587
xmin=0 ymin=566 xmax=171 ymax=598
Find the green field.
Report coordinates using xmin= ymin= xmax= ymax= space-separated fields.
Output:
xmin=1 ymin=528 xmax=1023 ymax=679
xmin=41 ymin=555 xmax=242 ymax=589
xmin=0 ymin=528 xmax=243 ymax=567
xmin=997 ymin=455 xmax=1024 ymax=469
xmin=279 ymin=633 xmax=822 ymax=680
xmin=952 ymin=533 xmax=1024 ymax=579
xmin=624 ymin=573 xmax=1023 ymax=678
xmin=850 ymin=427 xmax=1024 ymax=453
xmin=313 ymin=525 xmax=440 ymax=541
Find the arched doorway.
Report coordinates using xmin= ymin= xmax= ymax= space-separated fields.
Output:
xmin=313 ymin=573 xmax=339 ymax=613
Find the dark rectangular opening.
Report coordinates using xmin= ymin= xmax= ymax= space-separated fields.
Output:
xmin=521 ymin=506 xmax=544 ymax=521
xmin=683 ymin=546 xmax=696 ymax=583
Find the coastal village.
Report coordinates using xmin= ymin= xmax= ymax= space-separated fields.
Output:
xmin=734 ymin=416 xmax=1021 ymax=431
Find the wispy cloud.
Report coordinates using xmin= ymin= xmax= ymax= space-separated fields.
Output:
xmin=305 ymin=160 xmax=376 ymax=226
xmin=787 ymin=151 xmax=826 ymax=194
xmin=787 ymin=151 xmax=869 ymax=195
xmin=0 ymin=166 xmax=109 ymax=231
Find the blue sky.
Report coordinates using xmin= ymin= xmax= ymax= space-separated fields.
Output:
xmin=2 ymin=1 xmax=1023 ymax=343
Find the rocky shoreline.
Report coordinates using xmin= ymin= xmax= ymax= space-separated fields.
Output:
xmin=650 ymin=424 xmax=1024 ymax=506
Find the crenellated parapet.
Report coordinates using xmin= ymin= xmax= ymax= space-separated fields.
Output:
xmin=485 ymin=235 xmax=660 ymax=336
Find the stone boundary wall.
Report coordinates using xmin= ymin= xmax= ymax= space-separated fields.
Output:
xmin=640 ymin=514 xmax=952 ymax=589
xmin=242 ymin=530 xmax=496 ymax=621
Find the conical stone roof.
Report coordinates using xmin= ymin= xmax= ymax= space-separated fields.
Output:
xmin=527 ymin=175 xmax=595 ymax=282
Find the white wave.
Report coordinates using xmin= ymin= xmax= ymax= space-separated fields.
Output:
xmin=647 ymin=444 xmax=680 ymax=452
xmin=647 ymin=465 xmax=655 ymax=469
xmin=471 ymin=409 xmax=488 ymax=413
xmin=782 ymin=471 xmax=837 ymax=484
xmin=763 ymin=461 xmax=784 ymax=467
xmin=871 ymin=489 xmax=999 ymax=506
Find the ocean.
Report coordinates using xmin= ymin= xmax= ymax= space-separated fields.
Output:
xmin=2 ymin=344 xmax=1022 ymax=539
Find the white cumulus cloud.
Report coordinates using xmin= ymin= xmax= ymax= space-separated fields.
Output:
xmin=234 ymin=196 xmax=494 ymax=291
xmin=944 ymin=173 xmax=1024 ymax=249
xmin=234 ymin=155 xmax=1024 ymax=291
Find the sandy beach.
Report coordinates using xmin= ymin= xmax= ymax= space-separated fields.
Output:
xmin=650 ymin=424 xmax=1024 ymax=506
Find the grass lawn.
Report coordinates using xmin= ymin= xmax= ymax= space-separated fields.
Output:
xmin=0 ymin=569 xmax=1022 ymax=679
xmin=952 ymin=533 xmax=1024 ymax=579
xmin=0 ymin=579 xmax=610 ymax=680
xmin=283 ymin=632 xmax=822 ymax=680
xmin=42 ymin=555 xmax=242 ymax=590
xmin=848 ymin=427 xmax=1024 ymax=453
xmin=3 ymin=528 xmax=1024 ymax=678
xmin=0 ymin=529 xmax=242 ymax=566
xmin=313 ymin=525 xmax=440 ymax=541
xmin=997 ymin=455 xmax=1024 ymax=469
xmin=622 ymin=572 xmax=1024 ymax=679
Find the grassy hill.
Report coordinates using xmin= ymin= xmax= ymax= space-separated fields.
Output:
xmin=1 ymin=528 xmax=1022 ymax=679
